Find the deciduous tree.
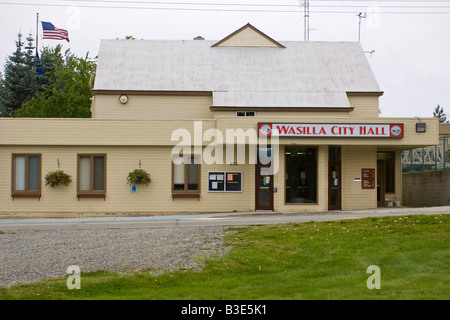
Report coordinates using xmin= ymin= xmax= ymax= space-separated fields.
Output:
xmin=15 ymin=50 xmax=96 ymax=118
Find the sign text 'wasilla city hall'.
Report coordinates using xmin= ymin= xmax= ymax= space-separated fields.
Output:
xmin=258 ymin=123 xmax=404 ymax=138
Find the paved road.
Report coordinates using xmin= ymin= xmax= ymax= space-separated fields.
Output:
xmin=0 ymin=206 xmax=449 ymax=231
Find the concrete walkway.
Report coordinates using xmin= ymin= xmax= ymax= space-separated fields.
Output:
xmin=1 ymin=205 xmax=449 ymax=221
xmin=194 ymin=205 xmax=450 ymax=219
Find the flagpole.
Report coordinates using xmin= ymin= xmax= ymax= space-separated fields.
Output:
xmin=36 ymin=13 xmax=39 ymax=53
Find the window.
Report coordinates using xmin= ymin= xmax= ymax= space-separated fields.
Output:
xmin=236 ymin=111 xmax=255 ymax=117
xmin=78 ymin=154 xmax=106 ymax=197
xmin=172 ymin=155 xmax=200 ymax=193
xmin=285 ymin=147 xmax=317 ymax=203
xmin=12 ymin=154 xmax=41 ymax=196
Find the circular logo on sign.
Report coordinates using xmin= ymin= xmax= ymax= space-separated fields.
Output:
xmin=260 ymin=124 xmax=272 ymax=135
xmin=390 ymin=125 xmax=402 ymax=136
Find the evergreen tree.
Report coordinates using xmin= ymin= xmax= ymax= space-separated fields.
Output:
xmin=15 ymin=50 xmax=96 ymax=118
xmin=0 ymin=72 xmax=7 ymax=116
xmin=1 ymin=33 xmax=96 ymax=118
xmin=36 ymin=44 xmax=65 ymax=89
xmin=0 ymin=33 xmax=39 ymax=116
xmin=1 ymin=33 xmax=95 ymax=118
xmin=433 ymin=105 xmax=448 ymax=123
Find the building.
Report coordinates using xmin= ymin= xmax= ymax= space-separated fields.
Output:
xmin=0 ymin=24 xmax=439 ymax=216
xmin=402 ymin=123 xmax=450 ymax=172
xmin=439 ymin=123 xmax=450 ymax=136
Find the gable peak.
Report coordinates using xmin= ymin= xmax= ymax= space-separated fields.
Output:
xmin=212 ymin=23 xmax=285 ymax=48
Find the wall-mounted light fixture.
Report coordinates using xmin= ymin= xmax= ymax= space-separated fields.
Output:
xmin=119 ymin=94 xmax=128 ymax=104
xmin=415 ymin=116 xmax=426 ymax=133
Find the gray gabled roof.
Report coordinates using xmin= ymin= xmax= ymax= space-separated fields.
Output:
xmin=93 ymin=38 xmax=381 ymax=109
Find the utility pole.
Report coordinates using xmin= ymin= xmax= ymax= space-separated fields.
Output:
xmin=357 ymin=12 xmax=366 ymax=42
xmin=304 ymin=0 xmax=310 ymax=41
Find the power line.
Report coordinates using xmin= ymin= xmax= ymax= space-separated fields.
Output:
xmin=66 ymin=0 xmax=450 ymax=4
xmin=2 ymin=1 xmax=450 ymax=14
xmin=64 ymin=0 xmax=450 ymax=10
xmin=0 ymin=2 xmax=304 ymax=13
xmin=65 ymin=0 xmax=450 ymax=7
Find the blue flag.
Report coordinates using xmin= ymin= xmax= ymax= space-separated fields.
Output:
xmin=35 ymin=49 xmax=45 ymax=76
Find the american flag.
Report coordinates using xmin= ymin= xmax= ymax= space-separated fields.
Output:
xmin=41 ymin=21 xmax=70 ymax=42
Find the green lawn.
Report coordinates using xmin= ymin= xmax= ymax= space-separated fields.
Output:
xmin=0 ymin=214 xmax=449 ymax=300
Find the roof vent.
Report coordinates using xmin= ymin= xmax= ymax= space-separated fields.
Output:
xmin=193 ymin=36 xmax=205 ymax=40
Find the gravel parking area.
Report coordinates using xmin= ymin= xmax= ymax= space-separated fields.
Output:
xmin=0 ymin=226 xmax=230 ymax=288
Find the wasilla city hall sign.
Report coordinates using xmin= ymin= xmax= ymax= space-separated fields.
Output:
xmin=258 ymin=123 xmax=404 ymax=138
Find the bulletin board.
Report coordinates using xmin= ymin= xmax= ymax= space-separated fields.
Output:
xmin=208 ymin=171 xmax=242 ymax=192
xmin=225 ymin=172 xmax=242 ymax=192
xmin=208 ymin=172 xmax=225 ymax=192
xmin=361 ymin=168 xmax=375 ymax=189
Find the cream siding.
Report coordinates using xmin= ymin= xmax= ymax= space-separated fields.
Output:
xmin=0 ymin=117 xmax=439 ymax=149
xmin=394 ymin=150 xmax=403 ymax=204
xmin=213 ymin=110 xmax=354 ymax=120
xmin=346 ymin=94 xmax=380 ymax=118
xmin=93 ymin=93 xmax=214 ymax=120
xmin=341 ymin=145 xmax=377 ymax=210
xmin=0 ymin=146 xmax=255 ymax=215
xmin=0 ymin=118 xmax=216 ymax=146
xmin=0 ymin=113 xmax=439 ymax=215
xmin=214 ymin=26 xmax=281 ymax=47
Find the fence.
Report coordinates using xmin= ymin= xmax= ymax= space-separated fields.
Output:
xmin=402 ymin=170 xmax=450 ymax=206
xmin=402 ymin=135 xmax=450 ymax=172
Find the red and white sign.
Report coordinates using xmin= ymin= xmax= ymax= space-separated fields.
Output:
xmin=258 ymin=123 xmax=404 ymax=138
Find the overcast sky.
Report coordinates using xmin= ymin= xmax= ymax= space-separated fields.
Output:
xmin=1 ymin=0 xmax=449 ymax=119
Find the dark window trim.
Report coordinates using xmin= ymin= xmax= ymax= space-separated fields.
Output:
xmin=236 ymin=111 xmax=256 ymax=117
xmin=77 ymin=154 xmax=107 ymax=200
xmin=11 ymin=153 xmax=42 ymax=199
xmin=171 ymin=154 xmax=201 ymax=198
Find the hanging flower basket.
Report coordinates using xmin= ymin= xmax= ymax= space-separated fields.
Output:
xmin=127 ymin=169 xmax=151 ymax=186
xmin=45 ymin=170 xmax=72 ymax=188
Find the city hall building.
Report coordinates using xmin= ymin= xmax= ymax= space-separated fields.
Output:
xmin=0 ymin=24 xmax=439 ymax=216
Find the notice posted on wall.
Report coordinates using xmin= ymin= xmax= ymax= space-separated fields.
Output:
xmin=208 ymin=171 xmax=242 ymax=192
xmin=361 ymin=168 xmax=375 ymax=189
xmin=225 ymin=172 xmax=242 ymax=192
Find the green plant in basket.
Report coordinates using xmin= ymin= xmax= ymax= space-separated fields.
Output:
xmin=45 ymin=170 xmax=72 ymax=188
xmin=127 ymin=169 xmax=151 ymax=186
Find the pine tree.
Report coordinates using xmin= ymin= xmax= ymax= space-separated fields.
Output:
xmin=15 ymin=50 xmax=95 ymax=118
xmin=0 ymin=72 xmax=7 ymax=116
xmin=433 ymin=105 xmax=448 ymax=123
xmin=1 ymin=33 xmax=96 ymax=118
xmin=36 ymin=44 xmax=65 ymax=89
xmin=0 ymin=33 xmax=39 ymax=116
